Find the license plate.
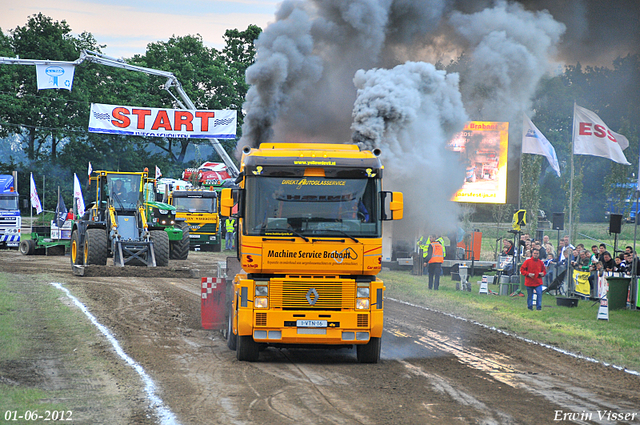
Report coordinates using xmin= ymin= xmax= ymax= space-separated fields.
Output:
xmin=296 ymin=320 xmax=327 ymax=328
xmin=189 ymin=234 xmax=199 ymax=239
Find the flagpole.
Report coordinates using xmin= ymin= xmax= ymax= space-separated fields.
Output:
xmin=57 ymin=186 xmax=61 ymax=240
xmin=30 ymin=173 xmax=33 ymax=232
xmin=518 ymin=143 xmax=523 ymax=210
xmin=632 ymin=190 xmax=639 ymax=309
xmin=42 ymin=175 xmax=45 ymax=227
xmin=569 ymin=102 xmax=576 ymax=241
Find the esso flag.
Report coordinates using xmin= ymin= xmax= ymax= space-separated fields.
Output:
xmin=573 ymin=104 xmax=630 ymax=165
xmin=88 ymin=103 xmax=237 ymax=139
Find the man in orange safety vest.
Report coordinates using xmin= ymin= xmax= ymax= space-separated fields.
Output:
xmin=425 ymin=235 xmax=444 ymax=290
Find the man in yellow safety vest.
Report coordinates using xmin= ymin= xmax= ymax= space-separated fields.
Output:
xmin=224 ymin=217 xmax=236 ymax=250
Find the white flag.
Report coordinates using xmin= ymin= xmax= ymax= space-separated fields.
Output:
xmin=88 ymin=162 xmax=93 ymax=177
xmin=522 ymin=115 xmax=561 ymax=177
xmin=35 ymin=63 xmax=75 ymax=90
xmin=611 ymin=129 xmax=630 ymax=151
xmin=155 ymin=165 xmax=162 ymax=179
xmin=573 ymin=104 xmax=630 ymax=165
xmin=30 ymin=173 xmax=43 ymax=214
xmin=73 ymin=173 xmax=85 ymax=217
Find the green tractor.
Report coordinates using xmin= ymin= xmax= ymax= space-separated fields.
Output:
xmin=70 ymin=170 xmax=170 ymax=267
xmin=143 ymin=176 xmax=190 ymax=260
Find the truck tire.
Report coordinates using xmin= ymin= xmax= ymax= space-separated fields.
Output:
xmin=227 ymin=311 xmax=237 ymax=351
xmin=70 ymin=230 xmax=83 ymax=265
xmin=356 ymin=337 xmax=381 ymax=364
xmin=150 ymin=230 xmax=170 ymax=266
xmin=84 ymin=228 xmax=108 ymax=265
xmin=170 ymin=223 xmax=190 ymax=260
xmin=236 ymin=335 xmax=259 ymax=362
xmin=19 ymin=239 xmax=35 ymax=255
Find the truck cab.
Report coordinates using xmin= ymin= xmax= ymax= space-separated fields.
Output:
xmin=0 ymin=174 xmax=21 ymax=248
xmin=222 ymin=143 xmax=403 ymax=363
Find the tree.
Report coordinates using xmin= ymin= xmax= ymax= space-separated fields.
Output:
xmin=0 ymin=14 xmax=102 ymax=162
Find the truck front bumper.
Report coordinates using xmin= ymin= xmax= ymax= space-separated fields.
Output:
xmin=240 ymin=309 xmax=384 ymax=345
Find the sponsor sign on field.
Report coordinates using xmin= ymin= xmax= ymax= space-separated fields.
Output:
xmin=88 ymin=103 xmax=237 ymax=139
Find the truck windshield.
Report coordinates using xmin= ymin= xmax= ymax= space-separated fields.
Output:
xmin=173 ymin=196 xmax=217 ymax=213
xmin=0 ymin=195 xmax=18 ymax=210
xmin=245 ymin=176 xmax=380 ymax=237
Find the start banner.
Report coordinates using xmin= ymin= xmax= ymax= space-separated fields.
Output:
xmin=88 ymin=103 xmax=237 ymax=139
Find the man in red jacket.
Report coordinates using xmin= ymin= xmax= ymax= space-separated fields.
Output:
xmin=520 ymin=248 xmax=546 ymax=310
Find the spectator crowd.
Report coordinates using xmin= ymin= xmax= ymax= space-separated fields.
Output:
xmin=501 ymin=233 xmax=640 ymax=297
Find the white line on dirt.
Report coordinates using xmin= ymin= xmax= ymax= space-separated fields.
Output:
xmin=387 ymin=297 xmax=640 ymax=376
xmin=50 ymin=282 xmax=180 ymax=425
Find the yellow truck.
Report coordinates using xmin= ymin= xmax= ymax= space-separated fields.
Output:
xmin=169 ymin=188 xmax=222 ymax=252
xmin=220 ymin=143 xmax=403 ymax=362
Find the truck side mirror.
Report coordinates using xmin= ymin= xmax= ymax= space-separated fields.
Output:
xmin=220 ymin=189 xmax=235 ymax=216
xmin=389 ymin=192 xmax=403 ymax=220
xmin=381 ymin=191 xmax=404 ymax=221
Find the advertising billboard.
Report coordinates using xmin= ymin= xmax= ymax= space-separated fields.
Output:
xmin=448 ymin=121 xmax=509 ymax=204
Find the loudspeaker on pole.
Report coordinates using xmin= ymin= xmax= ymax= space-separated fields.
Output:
xmin=609 ymin=214 xmax=622 ymax=234
xmin=552 ymin=213 xmax=564 ymax=231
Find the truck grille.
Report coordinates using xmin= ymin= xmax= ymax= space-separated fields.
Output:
xmin=255 ymin=312 xmax=267 ymax=326
xmin=357 ymin=314 xmax=368 ymax=327
xmin=270 ymin=279 xmax=355 ymax=310
xmin=0 ymin=216 xmax=19 ymax=230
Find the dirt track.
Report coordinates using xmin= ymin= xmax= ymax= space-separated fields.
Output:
xmin=1 ymin=249 xmax=639 ymax=424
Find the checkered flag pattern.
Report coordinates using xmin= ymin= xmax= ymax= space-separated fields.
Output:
xmin=201 ymin=277 xmax=222 ymax=299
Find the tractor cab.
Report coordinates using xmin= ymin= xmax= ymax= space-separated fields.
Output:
xmin=104 ymin=173 xmax=143 ymax=212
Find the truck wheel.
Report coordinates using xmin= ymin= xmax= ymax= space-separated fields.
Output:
xmin=19 ymin=239 xmax=35 ymax=255
xmin=170 ymin=223 xmax=190 ymax=260
xmin=70 ymin=230 xmax=83 ymax=265
xmin=237 ymin=335 xmax=259 ymax=362
xmin=84 ymin=228 xmax=108 ymax=265
xmin=150 ymin=230 xmax=170 ymax=266
xmin=356 ymin=337 xmax=381 ymax=364
xmin=227 ymin=311 xmax=237 ymax=351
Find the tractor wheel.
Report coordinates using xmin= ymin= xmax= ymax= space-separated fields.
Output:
xmin=236 ymin=335 xmax=259 ymax=362
xmin=356 ymin=337 xmax=381 ymax=364
xmin=150 ymin=230 xmax=170 ymax=267
xmin=70 ymin=230 xmax=83 ymax=265
xmin=19 ymin=239 xmax=35 ymax=255
xmin=170 ymin=223 xmax=190 ymax=260
xmin=84 ymin=228 xmax=108 ymax=265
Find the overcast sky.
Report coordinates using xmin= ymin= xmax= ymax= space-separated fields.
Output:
xmin=0 ymin=0 xmax=276 ymax=59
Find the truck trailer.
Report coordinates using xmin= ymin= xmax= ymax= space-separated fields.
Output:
xmin=220 ymin=143 xmax=403 ymax=363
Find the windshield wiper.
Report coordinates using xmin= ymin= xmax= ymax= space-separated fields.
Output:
xmin=287 ymin=228 xmax=310 ymax=242
xmin=315 ymin=229 xmax=359 ymax=243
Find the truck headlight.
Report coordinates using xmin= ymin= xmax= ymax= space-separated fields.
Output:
xmin=356 ymin=287 xmax=370 ymax=298
xmin=159 ymin=209 xmax=168 ymax=214
xmin=356 ymin=299 xmax=369 ymax=309
xmin=255 ymin=286 xmax=268 ymax=296
xmin=255 ymin=297 xmax=268 ymax=308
